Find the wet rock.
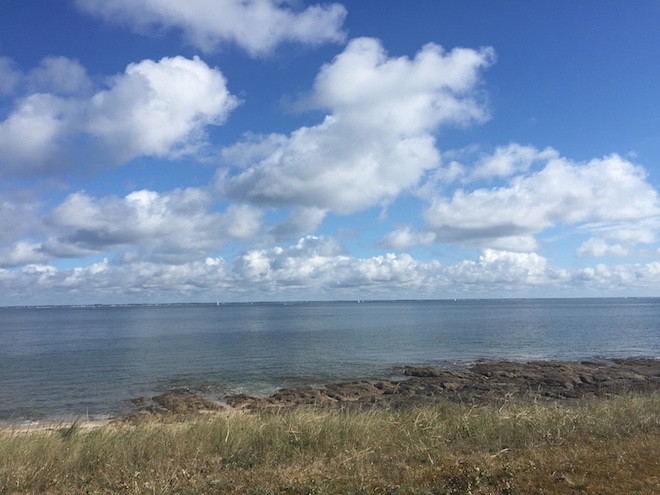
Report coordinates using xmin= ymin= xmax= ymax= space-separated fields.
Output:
xmin=225 ymin=393 xmax=268 ymax=411
xmin=127 ymin=389 xmax=224 ymax=418
xmin=121 ymin=359 xmax=660 ymax=418
xmin=152 ymin=390 xmax=223 ymax=414
xmin=441 ymin=382 xmax=461 ymax=391
xmin=397 ymin=366 xmax=444 ymax=378
xmin=225 ymin=359 xmax=660 ymax=411
xmin=374 ymin=381 xmax=399 ymax=394
xmin=325 ymin=382 xmax=382 ymax=401
xmin=270 ymin=387 xmax=335 ymax=407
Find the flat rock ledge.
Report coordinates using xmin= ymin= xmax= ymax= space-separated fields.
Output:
xmin=123 ymin=359 xmax=660 ymax=417
xmin=225 ymin=359 xmax=660 ymax=411
xmin=123 ymin=388 xmax=225 ymax=421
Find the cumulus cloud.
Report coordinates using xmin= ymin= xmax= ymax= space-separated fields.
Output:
xmin=87 ymin=55 xmax=239 ymax=161
xmin=5 ymin=235 xmax=660 ymax=305
xmin=41 ymin=188 xmax=262 ymax=263
xmin=0 ymin=258 xmax=232 ymax=304
xmin=0 ymin=55 xmax=238 ymax=174
xmin=270 ymin=207 xmax=328 ymax=239
xmin=381 ymin=226 xmax=436 ymax=250
xmin=1 ymin=55 xmax=92 ymax=98
xmin=75 ymin=0 xmax=347 ymax=57
xmin=0 ymin=195 xmax=43 ymax=244
xmin=230 ymin=235 xmax=441 ymax=293
xmin=425 ymin=150 xmax=660 ymax=252
xmin=468 ymin=143 xmax=558 ymax=180
xmin=577 ymin=238 xmax=629 ymax=258
xmin=570 ymin=262 xmax=660 ymax=293
xmin=0 ymin=58 xmax=91 ymax=173
xmin=0 ymin=194 xmax=54 ymax=267
xmin=219 ymin=38 xmax=494 ymax=229
xmin=309 ymin=39 xmax=493 ymax=131
xmin=27 ymin=56 xmax=93 ymax=96
xmin=220 ymin=118 xmax=442 ymax=214
xmin=447 ymin=249 xmax=559 ymax=288
xmin=0 ymin=241 xmax=50 ymax=268
xmin=0 ymin=93 xmax=77 ymax=172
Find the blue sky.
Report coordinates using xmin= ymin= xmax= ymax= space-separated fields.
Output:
xmin=1 ymin=1 xmax=659 ymax=305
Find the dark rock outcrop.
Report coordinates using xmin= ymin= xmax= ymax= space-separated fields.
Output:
xmin=225 ymin=359 xmax=660 ymax=411
xmin=125 ymin=388 xmax=224 ymax=419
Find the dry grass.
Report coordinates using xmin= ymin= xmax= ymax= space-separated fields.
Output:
xmin=1 ymin=393 xmax=659 ymax=494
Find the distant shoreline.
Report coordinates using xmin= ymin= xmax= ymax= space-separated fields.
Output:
xmin=2 ymin=295 xmax=660 ymax=310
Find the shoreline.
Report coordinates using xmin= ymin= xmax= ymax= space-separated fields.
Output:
xmin=225 ymin=357 xmax=660 ymax=409
xmin=3 ymin=357 xmax=659 ymax=429
xmin=3 ymin=353 xmax=659 ymax=495
xmin=123 ymin=357 xmax=660 ymax=419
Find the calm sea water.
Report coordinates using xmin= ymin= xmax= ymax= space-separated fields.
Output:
xmin=1 ymin=298 xmax=658 ymax=421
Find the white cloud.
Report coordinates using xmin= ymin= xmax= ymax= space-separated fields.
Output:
xmin=0 ymin=241 xmax=50 ymax=268
xmin=230 ymin=235 xmax=440 ymax=293
xmin=432 ymin=160 xmax=467 ymax=185
xmin=570 ymin=262 xmax=660 ymax=293
xmin=220 ymin=118 xmax=442 ymax=213
xmin=219 ymin=132 xmax=288 ymax=169
xmin=577 ymin=238 xmax=628 ymax=258
xmin=3 ymin=235 xmax=660 ymax=304
xmin=425 ymin=151 xmax=660 ymax=251
xmin=0 ymin=258 xmax=234 ymax=304
xmin=447 ymin=249 xmax=558 ymax=288
xmin=27 ymin=56 xmax=93 ymax=95
xmin=0 ymin=197 xmax=42 ymax=244
xmin=0 ymin=57 xmax=92 ymax=171
xmin=43 ymin=188 xmax=262 ymax=262
xmin=579 ymin=219 xmax=658 ymax=246
xmin=469 ymin=143 xmax=558 ymax=180
xmin=0 ymin=93 xmax=77 ymax=171
xmin=270 ymin=207 xmax=328 ymax=239
xmin=223 ymin=204 xmax=263 ymax=240
xmin=0 ymin=55 xmax=238 ymax=173
xmin=75 ymin=0 xmax=347 ymax=57
xmin=219 ymin=38 xmax=494 ymax=228
xmin=381 ymin=226 xmax=436 ymax=250
xmin=309 ymin=39 xmax=494 ymax=132
xmin=87 ymin=55 xmax=239 ymax=161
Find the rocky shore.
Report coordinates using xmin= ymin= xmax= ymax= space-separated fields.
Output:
xmin=129 ymin=358 xmax=660 ymax=417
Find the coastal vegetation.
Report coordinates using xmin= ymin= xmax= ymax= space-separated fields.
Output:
xmin=2 ymin=392 xmax=659 ymax=494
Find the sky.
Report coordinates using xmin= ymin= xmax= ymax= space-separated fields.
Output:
xmin=1 ymin=1 xmax=659 ymax=305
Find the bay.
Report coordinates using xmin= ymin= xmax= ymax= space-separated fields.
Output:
xmin=0 ymin=298 xmax=658 ymax=421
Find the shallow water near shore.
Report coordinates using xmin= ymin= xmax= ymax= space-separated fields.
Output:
xmin=1 ymin=298 xmax=658 ymax=422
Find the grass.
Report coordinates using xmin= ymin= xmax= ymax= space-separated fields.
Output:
xmin=1 ymin=393 xmax=659 ymax=494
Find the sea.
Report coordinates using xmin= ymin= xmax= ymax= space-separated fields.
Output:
xmin=1 ymin=298 xmax=658 ymax=423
